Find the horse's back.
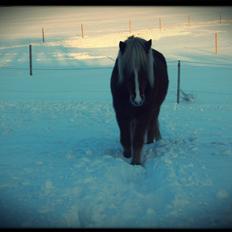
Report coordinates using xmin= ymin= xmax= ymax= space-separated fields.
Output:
xmin=110 ymin=58 xmax=119 ymax=95
xmin=152 ymin=49 xmax=168 ymax=79
xmin=152 ymin=49 xmax=169 ymax=107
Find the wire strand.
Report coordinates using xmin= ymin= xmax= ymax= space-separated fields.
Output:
xmin=1 ymin=60 xmax=232 ymax=71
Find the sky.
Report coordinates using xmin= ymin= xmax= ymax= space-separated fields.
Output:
xmin=0 ymin=6 xmax=232 ymax=40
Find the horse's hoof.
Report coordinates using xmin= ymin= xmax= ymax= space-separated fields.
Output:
xmin=123 ymin=151 xmax=131 ymax=158
xmin=155 ymin=136 xmax=162 ymax=141
xmin=146 ymin=140 xmax=154 ymax=144
xmin=131 ymin=160 xmax=141 ymax=165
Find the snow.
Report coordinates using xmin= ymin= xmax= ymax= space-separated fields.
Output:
xmin=0 ymin=6 xmax=232 ymax=228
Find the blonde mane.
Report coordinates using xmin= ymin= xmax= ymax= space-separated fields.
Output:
xmin=117 ymin=36 xmax=154 ymax=87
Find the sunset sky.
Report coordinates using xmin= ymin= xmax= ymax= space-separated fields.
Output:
xmin=0 ymin=6 xmax=231 ymax=40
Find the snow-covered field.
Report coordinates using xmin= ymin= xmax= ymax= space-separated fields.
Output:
xmin=0 ymin=6 xmax=232 ymax=228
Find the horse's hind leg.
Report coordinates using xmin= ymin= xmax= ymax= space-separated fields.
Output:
xmin=154 ymin=107 xmax=161 ymax=141
xmin=147 ymin=108 xmax=161 ymax=143
xmin=154 ymin=118 xmax=161 ymax=141
xmin=146 ymin=116 xmax=155 ymax=144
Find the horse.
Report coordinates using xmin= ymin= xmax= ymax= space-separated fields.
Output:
xmin=110 ymin=36 xmax=169 ymax=165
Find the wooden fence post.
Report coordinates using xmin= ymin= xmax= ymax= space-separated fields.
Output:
xmin=81 ymin=24 xmax=84 ymax=38
xmin=42 ymin=28 xmax=45 ymax=43
xmin=188 ymin=16 xmax=191 ymax=26
xmin=215 ymin=32 xmax=218 ymax=54
xmin=177 ymin=60 xmax=181 ymax=104
xmin=159 ymin=17 xmax=162 ymax=32
xmin=29 ymin=44 xmax=32 ymax=76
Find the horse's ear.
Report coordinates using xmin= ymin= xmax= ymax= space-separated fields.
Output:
xmin=145 ymin=39 xmax=152 ymax=52
xmin=119 ymin=41 xmax=126 ymax=53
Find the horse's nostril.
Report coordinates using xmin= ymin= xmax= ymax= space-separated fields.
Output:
xmin=130 ymin=95 xmax=145 ymax=107
xmin=130 ymin=95 xmax=134 ymax=104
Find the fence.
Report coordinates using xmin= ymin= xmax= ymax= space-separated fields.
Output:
xmin=1 ymin=48 xmax=232 ymax=104
xmin=1 ymin=11 xmax=232 ymax=104
xmin=37 ymin=15 xmax=232 ymax=39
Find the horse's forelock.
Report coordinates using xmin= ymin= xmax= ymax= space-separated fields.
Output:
xmin=117 ymin=37 xmax=154 ymax=87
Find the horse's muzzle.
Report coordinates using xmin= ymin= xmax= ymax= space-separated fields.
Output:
xmin=130 ymin=94 xmax=145 ymax=107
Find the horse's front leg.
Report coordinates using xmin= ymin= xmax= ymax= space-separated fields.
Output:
xmin=131 ymin=118 xmax=148 ymax=165
xmin=116 ymin=115 xmax=132 ymax=158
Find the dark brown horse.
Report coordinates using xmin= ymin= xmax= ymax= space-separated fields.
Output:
xmin=110 ymin=36 xmax=169 ymax=165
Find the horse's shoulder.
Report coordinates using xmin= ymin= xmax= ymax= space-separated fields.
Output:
xmin=112 ymin=58 xmax=119 ymax=74
xmin=151 ymin=49 xmax=166 ymax=62
xmin=111 ymin=58 xmax=119 ymax=91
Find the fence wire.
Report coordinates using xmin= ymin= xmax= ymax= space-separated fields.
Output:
xmin=1 ymin=59 xmax=232 ymax=100
xmin=1 ymin=88 xmax=232 ymax=96
xmin=1 ymin=60 xmax=232 ymax=71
